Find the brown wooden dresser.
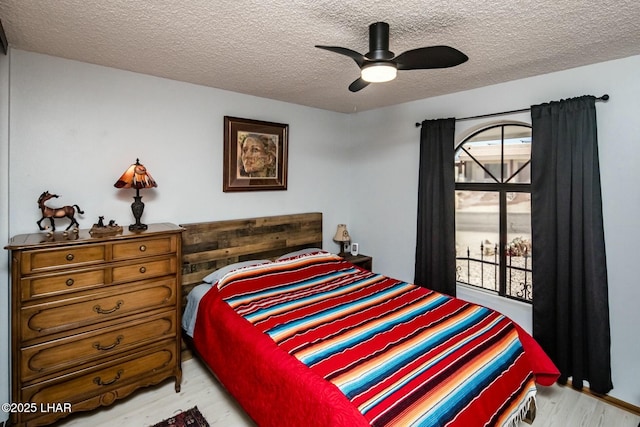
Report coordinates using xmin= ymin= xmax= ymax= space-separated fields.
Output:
xmin=5 ymin=223 xmax=183 ymax=426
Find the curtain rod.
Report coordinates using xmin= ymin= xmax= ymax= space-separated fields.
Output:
xmin=414 ymin=94 xmax=610 ymax=127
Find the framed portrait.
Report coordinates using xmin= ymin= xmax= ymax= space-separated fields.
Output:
xmin=223 ymin=116 xmax=289 ymax=192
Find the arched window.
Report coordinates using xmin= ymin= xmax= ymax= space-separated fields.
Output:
xmin=454 ymin=123 xmax=532 ymax=302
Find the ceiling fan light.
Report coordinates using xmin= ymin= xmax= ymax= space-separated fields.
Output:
xmin=361 ymin=63 xmax=397 ymax=83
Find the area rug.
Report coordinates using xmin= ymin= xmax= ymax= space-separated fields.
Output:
xmin=151 ymin=406 xmax=210 ymax=427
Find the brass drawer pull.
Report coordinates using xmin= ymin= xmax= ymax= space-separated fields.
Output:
xmin=139 ymin=245 xmax=147 ymax=252
xmin=66 ymin=278 xmax=75 ymax=286
xmin=66 ymin=253 xmax=75 ymax=261
xmin=93 ymin=369 xmax=123 ymax=386
xmin=139 ymin=266 xmax=147 ymax=274
xmin=93 ymin=300 xmax=124 ymax=315
xmin=93 ymin=335 xmax=124 ymax=351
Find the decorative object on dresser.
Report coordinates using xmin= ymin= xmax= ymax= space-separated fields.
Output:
xmin=332 ymin=223 xmax=350 ymax=255
xmin=114 ymin=158 xmax=157 ymax=231
xmin=89 ymin=216 xmax=123 ymax=236
xmin=5 ymin=223 xmax=183 ymax=427
xmin=36 ymin=191 xmax=84 ymax=233
xmin=223 ymin=116 xmax=288 ymax=192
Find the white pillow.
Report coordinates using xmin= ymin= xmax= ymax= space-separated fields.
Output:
xmin=276 ymin=248 xmax=326 ymax=261
xmin=202 ymin=259 xmax=272 ymax=284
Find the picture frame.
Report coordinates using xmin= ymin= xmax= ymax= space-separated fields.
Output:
xmin=223 ymin=116 xmax=289 ymax=192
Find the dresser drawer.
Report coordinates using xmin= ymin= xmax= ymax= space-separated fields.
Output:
xmin=112 ymin=236 xmax=176 ymax=260
xmin=21 ymin=268 xmax=106 ymax=301
xmin=21 ymin=245 xmax=106 ymax=275
xmin=20 ymin=278 xmax=177 ymax=341
xmin=20 ymin=342 xmax=177 ymax=423
xmin=112 ymin=256 xmax=177 ymax=283
xmin=21 ymin=311 xmax=176 ymax=382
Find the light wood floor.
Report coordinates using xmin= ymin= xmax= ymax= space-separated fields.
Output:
xmin=55 ymin=357 xmax=640 ymax=427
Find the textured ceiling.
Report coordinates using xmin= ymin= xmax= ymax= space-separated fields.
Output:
xmin=1 ymin=0 xmax=640 ymax=113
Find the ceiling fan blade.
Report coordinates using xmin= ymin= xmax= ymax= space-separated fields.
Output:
xmin=315 ymin=45 xmax=366 ymax=67
xmin=348 ymin=78 xmax=370 ymax=92
xmin=395 ymin=46 xmax=468 ymax=70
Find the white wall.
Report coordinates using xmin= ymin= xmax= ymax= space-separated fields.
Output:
xmin=7 ymin=50 xmax=354 ymax=236
xmin=0 ymin=48 xmax=10 ymax=424
xmin=350 ymin=55 xmax=640 ymax=407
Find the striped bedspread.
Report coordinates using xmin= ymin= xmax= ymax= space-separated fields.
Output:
xmin=219 ymin=252 xmax=536 ymax=427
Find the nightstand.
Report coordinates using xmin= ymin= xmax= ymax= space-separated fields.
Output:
xmin=342 ymin=253 xmax=373 ymax=271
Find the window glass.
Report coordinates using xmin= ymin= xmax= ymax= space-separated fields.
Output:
xmin=455 ymin=190 xmax=500 ymax=292
xmin=503 ymin=125 xmax=531 ymax=183
xmin=506 ymin=191 xmax=532 ymax=300
xmin=454 ymin=124 xmax=532 ymax=302
xmin=455 ymin=125 xmax=531 ymax=184
xmin=455 ymin=140 xmax=501 ymax=183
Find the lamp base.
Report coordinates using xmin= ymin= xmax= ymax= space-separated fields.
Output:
xmin=128 ymin=223 xmax=148 ymax=231
xmin=337 ymin=241 xmax=350 ymax=257
xmin=129 ymin=195 xmax=147 ymax=232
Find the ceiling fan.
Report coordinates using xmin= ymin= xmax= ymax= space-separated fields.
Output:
xmin=316 ymin=22 xmax=468 ymax=92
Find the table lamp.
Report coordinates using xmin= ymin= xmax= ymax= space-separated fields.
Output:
xmin=333 ymin=224 xmax=351 ymax=256
xmin=114 ymin=158 xmax=157 ymax=231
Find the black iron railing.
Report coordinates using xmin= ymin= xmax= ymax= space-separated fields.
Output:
xmin=456 ymin=241 xmax=532 ymax=302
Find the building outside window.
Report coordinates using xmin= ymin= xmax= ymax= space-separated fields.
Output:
xmin=454 ymin=123 xmax=532 ymax=302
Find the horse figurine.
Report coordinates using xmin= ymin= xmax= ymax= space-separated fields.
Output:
xmin=37 ymin=191 xmax=84 ymax=231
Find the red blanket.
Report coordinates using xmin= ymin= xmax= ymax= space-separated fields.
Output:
xmin=194 ymin=283 xmax=369 ymax=427
xmin=193 ymin=253 xmax=557 ymax=426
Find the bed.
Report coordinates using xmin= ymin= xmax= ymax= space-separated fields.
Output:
xmin=180 ymin=213 xmax=558 ymax=427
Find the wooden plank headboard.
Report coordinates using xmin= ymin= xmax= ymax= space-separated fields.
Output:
xmin=179 ymin=212 xmax=323 ymax=300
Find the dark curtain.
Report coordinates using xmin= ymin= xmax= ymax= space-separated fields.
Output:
xmin=414 ymin=118 xmax=456 ymax=296
xmin=531 ymin=96 xmax=612 ymax=394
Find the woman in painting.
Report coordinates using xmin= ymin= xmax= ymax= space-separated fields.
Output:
xmin=238 ymin=133 xmax=277 ymax=177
